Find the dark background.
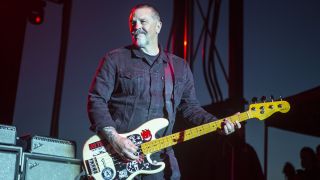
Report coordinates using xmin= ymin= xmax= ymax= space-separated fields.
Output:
xmin=1 ymin=0 xmax=320 ymax=179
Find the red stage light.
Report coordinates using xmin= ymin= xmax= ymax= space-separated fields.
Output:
xmin=35 ymin=16 xmax=42 ymax=24
xmin=184 ymin=40 xmax=187 ymax=46
xmin=28 ymin=11 xmax=44 ymax=25
xmin=28 ymin=0 xmax=46 ymax=25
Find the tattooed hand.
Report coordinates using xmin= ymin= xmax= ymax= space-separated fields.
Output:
xmin=101 ymin=127 xmax=139 ymax=160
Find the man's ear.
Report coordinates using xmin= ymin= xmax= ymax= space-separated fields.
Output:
xmin=156 ymin=21 xmax=162 ymax=34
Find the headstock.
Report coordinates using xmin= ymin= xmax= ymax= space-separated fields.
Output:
xmin=249 ymin=97 xmax=290 ymax=120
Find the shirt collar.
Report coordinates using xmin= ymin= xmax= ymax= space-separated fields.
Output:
xmin=131 ymin=44 xmax=168 ymax=63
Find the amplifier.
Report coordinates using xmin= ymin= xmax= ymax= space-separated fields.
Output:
xmin=0 ymin=145 xmax=22 ymax=180
xmin=0 ymin=124 xmax=17 ymax=145
xmin=21 ymin=152 xmax=81 ymax=180
xmin=28 ymin=135 xmax=76 ymax=158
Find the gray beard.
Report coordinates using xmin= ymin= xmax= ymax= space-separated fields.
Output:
xmin=136 ymin=38 xmax=148 ymax=48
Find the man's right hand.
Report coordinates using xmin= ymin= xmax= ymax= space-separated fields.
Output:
xmin=101 ymin=127 xmax=139 ymax=160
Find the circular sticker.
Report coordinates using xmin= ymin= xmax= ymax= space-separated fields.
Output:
xmin=101 ymin=167 xmax=114 ymax=180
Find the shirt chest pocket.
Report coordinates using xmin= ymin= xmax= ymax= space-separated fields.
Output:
xmin=118 ymin=70 xmax=144 ymax=95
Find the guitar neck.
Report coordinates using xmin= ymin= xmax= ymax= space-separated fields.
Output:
xmin=141 ymin=111 xmax=251 ymax=154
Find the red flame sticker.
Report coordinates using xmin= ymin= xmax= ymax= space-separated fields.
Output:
xmin=141 ymin=129 xmax=152 ymax=142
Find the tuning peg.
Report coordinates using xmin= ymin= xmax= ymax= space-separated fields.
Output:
xmin=260 ymin=96 xmax=266 ymax=102
xmin=270 ymin=95 xmax=274 ymax=102
xmin=251 ymin=97 xmax=258 ymax=103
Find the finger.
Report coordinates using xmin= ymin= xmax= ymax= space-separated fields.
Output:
xmin=235 ymin=121 xmax=241 ymax=129
xmin=129 ymin=142 xmax=138 ymax=151
xmin=122 ymin=149 xmax=139 ymax=160
xmin=116 ymin=149 xmax=125 ymax=157
xmin=225 ymin=119 xmax=234 ymax=132
xmin=127 ymin=146 xmax=138 ymax=155
xmin=223 ymin=124 xmax=229 ymax=134
xmin=124 ymin=140 xmax=138 ymax=153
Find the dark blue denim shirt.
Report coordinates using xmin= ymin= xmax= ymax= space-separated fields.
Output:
xmin=87 ymin=45 xmax=216 ymax=135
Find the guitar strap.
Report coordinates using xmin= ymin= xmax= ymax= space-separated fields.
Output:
xmin=163 ymin=53 xmax=175 ymax=137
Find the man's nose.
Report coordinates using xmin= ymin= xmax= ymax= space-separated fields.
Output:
xmin=134 ymin=21 xmax=142 ymax=30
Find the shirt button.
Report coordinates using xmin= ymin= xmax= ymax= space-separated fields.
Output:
xmin=161 ymin=76 xmax=164 ymax=80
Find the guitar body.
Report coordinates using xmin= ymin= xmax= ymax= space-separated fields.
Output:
xmin=82 ymin=118 xmax=169 ymax=180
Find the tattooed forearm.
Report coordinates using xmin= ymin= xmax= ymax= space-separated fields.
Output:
xmin=101 ymin=126 xmax=139 ymax=160
xmin=102 ymin=126 xmax=118 ymax=142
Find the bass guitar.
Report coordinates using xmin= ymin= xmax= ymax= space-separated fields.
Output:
xmin=83 ymin=100 xmax=290 ymax=180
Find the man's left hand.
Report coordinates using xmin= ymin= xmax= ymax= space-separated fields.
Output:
xmin=221 ymin=113 xmax=241 ymax=135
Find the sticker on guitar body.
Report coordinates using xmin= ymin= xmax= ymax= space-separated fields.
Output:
xmin=84 ymin=128 xmax=163 ymax=180
xmin=140 ymin=129 xmax=152 ymax=141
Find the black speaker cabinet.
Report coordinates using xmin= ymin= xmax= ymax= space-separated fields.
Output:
xmin=21 ymin=152 xmax=81 ymax=180
xmin=0 ymin=145 xmax=22 ymax=180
